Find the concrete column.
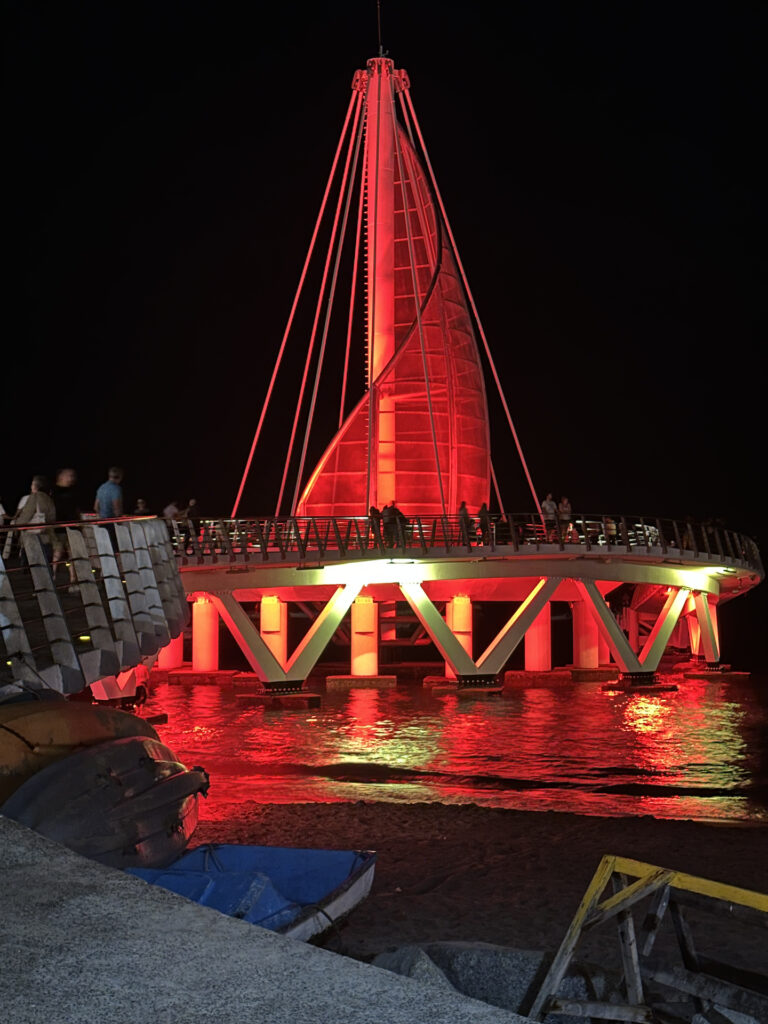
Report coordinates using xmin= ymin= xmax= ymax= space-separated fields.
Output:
xmin=157 ymin=632 xmax=184 ymax=670
xmin=192 ymin=595 xmax=219 ymax=672
xmin=686 ymin=614 xmax=701 ymax=656
xmin=572 ymin=600 xmax=599 ymax=669
xmin=444 ymin=594 xmax=472 ymax=679
xmin=598 ymin=630 xmax=611 ymax=666
xmin=351 ymin=596 xmax=379 ymax=676
xmin=380 ymin=601 xmax=397 ymax=642
xmin=627 ymin=608 xmax=640 ymax=653
xmin=525 ymin=601 xmax=551 ymax=671
xmin=260 ymin=595 xmax=288 ymax=666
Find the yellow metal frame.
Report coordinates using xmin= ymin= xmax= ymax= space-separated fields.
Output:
xmin=528 ymin=854 xmax=768 ymax=1023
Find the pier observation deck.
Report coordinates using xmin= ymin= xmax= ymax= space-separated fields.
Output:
xmin=163 ymin=511 xmax=761 ymax=692
xmin=1 ymin=512 xmax=762 ymax=699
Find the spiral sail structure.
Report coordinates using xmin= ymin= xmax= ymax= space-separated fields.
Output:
xmin=296 ymin=58 xmax=490 ymax=518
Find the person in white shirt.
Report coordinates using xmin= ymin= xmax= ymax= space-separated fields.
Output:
xmin=541 ymin=492 xmax=557 ymax=541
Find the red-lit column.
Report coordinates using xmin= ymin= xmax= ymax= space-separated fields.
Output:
xmin=572 ymin=601 xmax=599 ymax=669
xmin=444 ymin=594 xmax=472 ymax=679
xmin=525 ymin=602 xmax=551 ymax=671
xmin=627 ymin=608 xmax=640 ymax=653
xmin=686 ymin=613 xmax=701 ymax=657
xmin=351 ymin=596 xmax=379 ymax=676
xmin=157 ymin=632 xmax=184 ymax=670
xmin=260 ymin=595 xmax=288 ymax=666
xmin=380 ymin=601 xmax=397 ymax=642
xmin=598 ymin=630 xmax=611 ymax=666
xmin=365 ymin=58 xmax=397 ymax=507
xmin=192 ymin=595 xmax=219 ymax=672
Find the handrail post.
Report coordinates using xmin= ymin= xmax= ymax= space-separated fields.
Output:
xmin=415 ymin=517 xmax=427 ymax=556
xmin=656 ymin=517 xmax=667 ymax=554
xmin=620 ymin=516 xmax=631 ymax=552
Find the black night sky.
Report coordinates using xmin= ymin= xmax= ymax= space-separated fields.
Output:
xmin=5 ymin=2 xmax=766 ymax=663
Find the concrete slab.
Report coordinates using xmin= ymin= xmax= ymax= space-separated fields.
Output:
xmin=422 ymin=676 xmax=456 ymax=688
xmin=234 ymin=692 xmax=322 ymax=708
xmin=0 ymin=816 xmax=526 ymax=1024
xmin=569 ymin=667 xmax=619 ymax=683
xmin=325 ymin=675 xmax=398 ymax=690
xmin=164 ymin=668 xmax=240 ymax=686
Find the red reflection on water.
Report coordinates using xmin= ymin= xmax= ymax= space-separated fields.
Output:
xmin=343 ymin=688 xmax=382 ymax=746
xmin=141 ymin=675 xmax=765 ymax=825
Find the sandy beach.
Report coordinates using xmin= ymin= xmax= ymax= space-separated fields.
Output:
xmin=191 ymin=800 xmax=768 ymax=975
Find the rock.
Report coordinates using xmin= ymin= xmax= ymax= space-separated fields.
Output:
xmin=374 ymin=941 xmax=619 ymax=1023
xmin=371 ymin=946 xmax=456 ymax=991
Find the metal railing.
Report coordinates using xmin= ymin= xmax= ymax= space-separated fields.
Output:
xmin=1 ymin=517 xmax=188 ymax=701
xmin=162 ymin=512 xmax=763 ymax=576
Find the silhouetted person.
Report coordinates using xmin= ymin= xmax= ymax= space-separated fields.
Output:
xmin=94 ymin=467 xmax=124 ymax=519
xmin=381 ymin=502 xmax=395 ymax=547
xmin=181 ymin=498 xmax=199 ymax=553
xmin=15 ymin=474 xmax=56 ymax=564
xmin=458 ymin=500 xmax=473 ymax=545
xmin=368 ymin=505 xmax=383 ymax=546
xmin=52 ymin=467 xmax=80 ymax=590
xmin=557 ymin=496 xmax=573 ymax=542
xmin=478 ymin=502 xmax=492 ymax=544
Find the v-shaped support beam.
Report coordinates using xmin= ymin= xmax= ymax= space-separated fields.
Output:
xmin=574 ymin=580 xmax=690 ymax=673
xmin=476 ymin=577 xmax=561 ymax=675
xmin=210 ymin=583 xmax=362 ymax=685
xmin=399 ymin=578 xmax=561 ymax=678
xmin=399 ymin=582 xmax=477 ymax=675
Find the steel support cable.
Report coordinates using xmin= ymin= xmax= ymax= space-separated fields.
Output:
xmin=230 ymin=89 xmax=359 ymax=519
xmin=396 ymin=86 xmax=417 ymax=150
xmin=276 ymin=90 xmax=364 ymax=516
xmin=490 ymin=460 xmax=505 ymax=516
xmin=365 ymin=66 xmax=384 ymax=513
xmin=339 ymin=100 xmax=369 ymax=430
xmin=391 ymin=80 xmax=448 ymax=519
xmin=396 ymin=92 xmax=438 ymax=270
xmin=402 ymin=90 xmax=544 ymax=526
xmin=291 ymin=92 xmax=366 ymax=515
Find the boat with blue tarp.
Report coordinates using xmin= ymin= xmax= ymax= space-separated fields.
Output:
xmin=126 ymin=842 xmax=377 ymax=943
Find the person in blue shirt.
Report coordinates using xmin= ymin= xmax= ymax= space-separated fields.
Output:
xmin=94 ymin=467 xmax=124 ymax=519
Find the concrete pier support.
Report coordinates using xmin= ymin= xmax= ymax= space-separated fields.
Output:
xmin=192 ymin=595 xmax=219 ymax=672
xmin=627 ymin=608 xmax=640 ymax=653
xmin=260 ymin=595 xmax=288 ymax=666
xmin=157 ymin=632 xmax=184 ymax=670
xmin=598 ymin=630 xmax=611 ymax=666
xmin=351 ymin=596 xmax=379 ymax=676
xmin=694 ymin=592 xmax=720 ymax=664
xmin=687 ymin=613 xmax=702 ymax=657
xmin=572 ymin=600 xmax=599 ymax=669
xmin=380 ymin=602 xmax=397 ymax=642
xmin=524 ymin=602 xmax=551 ymax=671
xmin=444 ymin=594 xmax=472 ymax=679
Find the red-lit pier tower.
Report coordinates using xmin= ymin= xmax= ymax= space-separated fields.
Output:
xmin=163 ymin=55 xmax=763 ymax=694
xmin=295 ymin=58 xmax=491 ymax=519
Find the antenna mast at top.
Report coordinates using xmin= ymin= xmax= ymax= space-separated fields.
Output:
xmin=377 ymin=0 xmax=384 ymax=56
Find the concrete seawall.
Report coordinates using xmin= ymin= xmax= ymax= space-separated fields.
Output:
xmin=0 ymin=816 xmax=527 ymax=1023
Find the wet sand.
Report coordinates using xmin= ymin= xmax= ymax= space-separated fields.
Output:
xmin=192 ymin=800 xmax=768 ymax=971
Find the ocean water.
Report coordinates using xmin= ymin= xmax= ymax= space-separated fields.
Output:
xmin=144 ymin=673 xmax=768 ymax=825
